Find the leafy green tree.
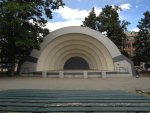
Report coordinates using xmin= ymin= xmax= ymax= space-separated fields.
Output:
xmin=82 ymin=5 xmax=130 ymax=51
xmin=134 ymin=11 xmax=150 ymax=64
xmin=82 ymin=7 xmax=97 ymax=30
xmin=97 ymin=5 xmax=130 ymax=49
xmin=0 ymin=0 xmax=64 ymax=75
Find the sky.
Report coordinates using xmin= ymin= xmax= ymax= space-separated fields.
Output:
xmin=46 ymin=0 xmax=150 ymax=32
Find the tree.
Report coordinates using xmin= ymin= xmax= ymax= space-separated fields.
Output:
xmin=82 ymin=5 xmax=130 ymax=51
xmin=0 ymin=0 xmax=64 ymax=75
xmin=97 ymin=5 xmax=130 ymax=49
xmin=82 ymin=7 xmax=97 ymax=30
xmin=134 ymin=11 xmax=150 ymax=64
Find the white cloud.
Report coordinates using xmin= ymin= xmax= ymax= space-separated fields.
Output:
xmin=131 ymin=28 xmax=139 ymax=32
xmin=54 ymin=6 xmax=89 ymax=20
xmin=46 ymin=19 xmax=83 ymax=31
xmin=136 ymin=5 xmax=138 ymax=8
xmin=94 ymin=7 xmax=102 ymax=16
xmin=46 ymin=6 xmax=102 ymax=31
xmin=54 ymin=6 xmax=102 ymax=20
xmin=119 ymin=3 xmax=131 ymax=10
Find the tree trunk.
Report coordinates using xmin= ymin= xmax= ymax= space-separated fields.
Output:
xmin=9 ymin=57 xmax=16 ymax=76
xmin=0 ymin=57 xmax=3 ymax=72
xmin=10 ymin=62 xmax=15 ymax=76
xmin=16 ymin=60 xmax=23 ymax=75
xmin=145 ymin=62 xmax=148 ymax=72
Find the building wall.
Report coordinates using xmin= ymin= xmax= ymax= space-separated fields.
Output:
xmin=123 ymin=32 xmax=138 ymax=57
xmin=36 ymin=33 xmax=114 ymax=71
xmin=20 ymin=26 xmax=135 ymax=77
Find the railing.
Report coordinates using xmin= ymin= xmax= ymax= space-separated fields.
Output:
xmin=21 ymin=70 xmax=130 ymax=78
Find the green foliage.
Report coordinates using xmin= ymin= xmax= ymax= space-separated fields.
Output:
xmin=82 ymin=7 xmax=97 ymax=30
xmin=121 ymin=50 xmax=129 ymax=58
xmin=0 ymin=0 xmax=64 ymax=75
xmin=134 ymin=11 xmax=150 ymax=62
xmin=82 ymin=5 xmax=130 ymax=50
xmin=98 ymin=5 xmax=130 ymax=49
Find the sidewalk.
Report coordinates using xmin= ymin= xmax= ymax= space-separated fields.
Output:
xmin=0 ymin=76 xmax=150 ymax=92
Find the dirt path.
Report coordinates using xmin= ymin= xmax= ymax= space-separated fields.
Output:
xmin=0 ymin=77 xmax=150 ymax=92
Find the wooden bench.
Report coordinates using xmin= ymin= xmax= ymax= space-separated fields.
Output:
xmin=0 ymin=90 xmax=150 ymax=112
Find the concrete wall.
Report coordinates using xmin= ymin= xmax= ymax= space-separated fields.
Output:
xmin=20 ymin=26 xmax=135 ymax=77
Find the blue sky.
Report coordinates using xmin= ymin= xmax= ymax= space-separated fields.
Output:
xmin=46 ymin=0 xmax=150 ymax=31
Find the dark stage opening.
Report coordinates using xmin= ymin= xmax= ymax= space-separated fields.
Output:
xmin=64 ymin=57 xmax=90 ymax=70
